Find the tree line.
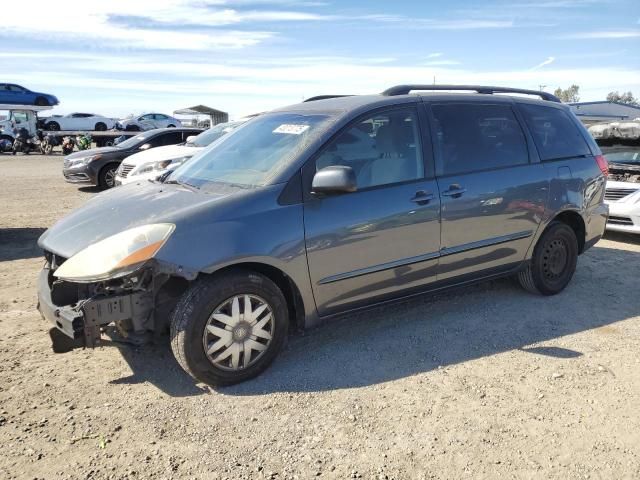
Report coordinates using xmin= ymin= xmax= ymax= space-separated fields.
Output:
xmin=552 ymin=85 xmax=638 ymax=105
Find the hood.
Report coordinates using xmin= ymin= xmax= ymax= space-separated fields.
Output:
xmin=65 ymin=146 xmax=121 ymax=159
xmin=38 ymin=181 xmax=246 ymax=259
xmin=121 ymin=144 xmax=198 ymax=166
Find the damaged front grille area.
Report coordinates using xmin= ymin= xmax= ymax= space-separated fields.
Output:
xmin=40 ymin=256 xmax=157 ymax=348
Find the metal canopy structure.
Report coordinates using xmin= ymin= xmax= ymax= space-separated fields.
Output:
xmin=173 ymin=105 xmax=229 ymax=126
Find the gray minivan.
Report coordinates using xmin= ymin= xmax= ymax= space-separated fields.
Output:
xmin=37 ymin=85 xmax=609 ymax=386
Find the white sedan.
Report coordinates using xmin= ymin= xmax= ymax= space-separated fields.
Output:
xmin=44 ymin=113 xmax=116 ymax=131
xmin=115 ymin=121 xmax=244 ymax=185
xmin=602 ymin=144 xmax=640 ymax=234
xmin=117 ymin=113 xmax=182 ymax=131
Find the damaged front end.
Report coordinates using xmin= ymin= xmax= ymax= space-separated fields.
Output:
xmin=38 ymin=253 xmax=157 ymax=348
xmin=37 ymin=222 xmax=192 ymax=350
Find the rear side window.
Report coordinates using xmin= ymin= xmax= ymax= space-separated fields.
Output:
xmin=431 ymin=103 xmax=528 ymax=176
xmin=518 ymin=104 xmax=590 ymax=161
xmin=156 ymin=131 xmax=184 ymax=146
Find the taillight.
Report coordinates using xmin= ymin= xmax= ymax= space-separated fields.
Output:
xmin=595 ymin=154 xmax=608 ymax=177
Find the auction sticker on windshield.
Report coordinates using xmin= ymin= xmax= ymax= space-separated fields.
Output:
xmin=273 ymin=124 xmax=310 ymax=135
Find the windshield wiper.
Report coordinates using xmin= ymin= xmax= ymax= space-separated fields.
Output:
xmin=163 ymin=179 xmax=200 ymax=190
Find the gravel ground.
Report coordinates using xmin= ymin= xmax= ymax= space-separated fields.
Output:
xmin=1 ymin=154 xmax=639 ymax=480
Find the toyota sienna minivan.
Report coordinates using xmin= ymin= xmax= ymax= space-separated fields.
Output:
xmin=37 ymin=85 xmax=609 ymax=386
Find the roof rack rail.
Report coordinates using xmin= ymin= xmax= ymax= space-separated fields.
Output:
xmin=381 ymin=85 xmax=560 ymax=103
xmin=304 ymin=95 xmax=353 ymax=102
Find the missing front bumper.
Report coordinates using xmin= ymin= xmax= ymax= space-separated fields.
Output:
xmin=37 ymin=268 xmax=153 ymax=348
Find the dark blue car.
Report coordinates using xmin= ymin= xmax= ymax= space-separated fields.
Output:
xmin=0 ymin=83 xmax=59 ymax=106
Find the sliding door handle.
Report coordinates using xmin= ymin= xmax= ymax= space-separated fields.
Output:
xmin=442 ymin=184 xmax=467 ymax=198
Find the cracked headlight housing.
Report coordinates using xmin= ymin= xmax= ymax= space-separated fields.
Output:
xmin=54 ymin=223 xmax=175 ymax=282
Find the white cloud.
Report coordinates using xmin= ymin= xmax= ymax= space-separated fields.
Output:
xmin=426 ymin=53 xmax=444 ymax=58
xmin=5 ymin=52 xmax=639 ymax=118
xmin=424 ymin=60 xmax=462 ymax=66
xmin=1 ymin=0 xmax=341 ymax=51
xmin=557 ymin=30 xmax=640 ymax=39
xmin=530 ymin=56 xmax=555 ymax=70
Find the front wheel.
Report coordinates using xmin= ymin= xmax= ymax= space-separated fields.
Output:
xmin=170 ymin=270 xmax=289 ymax=386
xmin=518 ymin=221 xmax=578 ymax=295
xmin=98 ymin=163 xmax=119 ymax=189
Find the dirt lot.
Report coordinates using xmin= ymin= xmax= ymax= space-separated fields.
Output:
xmin=1 ymin=154 xmax=639 ymax=480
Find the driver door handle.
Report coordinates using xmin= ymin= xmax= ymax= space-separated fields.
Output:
xmin=410 ymin=190 xmax=435 ymax=205
xmin=442 ymin=184 xmax=467 ymax=198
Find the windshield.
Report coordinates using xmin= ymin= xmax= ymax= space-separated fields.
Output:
xmin=170 ymin=112 xmax=331 ymax=187
xmin=601 ymin=146 xmax=640 ymax=165
xmin=116 ymin=131 xmax=155 ymax=149
xmin=186 ymin=121 xmax=243 ymax=148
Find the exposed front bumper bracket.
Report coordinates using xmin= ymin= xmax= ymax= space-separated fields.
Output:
xmin=38 ymin=268 xmax=152 ymax=348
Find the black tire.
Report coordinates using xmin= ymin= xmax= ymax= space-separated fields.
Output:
xmin=167 ymin=124 xmax=175 ymax=128
xmin=98 ymin=163 xmax=119 ymax=189
xmin=170 ymin=270 xmax=289 ymax=386
xmin=518 ymin=221 xmax=578 ymax=295
xmin=47 ymin=122 xmax=60 ymax=131
xmin=95 ymin=122 xmax=107 ymax=131
xmin=35 ymin=97 xmax=49 ymax=106
xmin=125 ymin=125 xmax=140 ymax=132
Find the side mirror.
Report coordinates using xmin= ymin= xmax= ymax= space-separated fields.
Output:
xmin=185 ymin=135 xmax=196 ymax=143
xmin=311 ymin=166 xmax=357 ymax=195
xmin=139 ymin=143 xmax=151 ymax=150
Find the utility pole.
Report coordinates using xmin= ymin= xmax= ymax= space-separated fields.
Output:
xmin=539 ymin=84 xmax=547 ymax=91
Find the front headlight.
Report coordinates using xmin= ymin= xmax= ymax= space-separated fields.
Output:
xmin=54 ymin=223 xmax=175 ymax=282
xmin=134 ymin=156 xmax=190 ymax=176
xmin=68 ymin=154 xmax=102 ymax=167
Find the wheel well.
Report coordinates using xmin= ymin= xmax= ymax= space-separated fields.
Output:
xmin=99 ymin=162 xmax=121 ymax=179
xmin=552 ymin=211 xmax=586 ymax=253
xmin=208 ymin=263 xmax=306 ymax=332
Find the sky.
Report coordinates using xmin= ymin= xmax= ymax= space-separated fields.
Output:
xmin=2 ymin=0 xmax=640 ymax=120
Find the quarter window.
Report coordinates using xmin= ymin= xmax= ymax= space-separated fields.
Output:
xmin=316 ymin=108 xmax=424 ymax=189
xmin=432 ymin=103 xmax=529 ymax=176
xmin=518 ymin=104 xmax=590 ymax=161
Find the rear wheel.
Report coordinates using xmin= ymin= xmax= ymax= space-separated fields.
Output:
xmin=98 ymin=163 xmax=119 ymax=189
xmin=47 ymin=122 xmax=60 ymax=131
xmin=518 ymin=221 xmax=578 ymax=295
xmin=35 ymin=97 xmax=49 ymax=106
xmin=170 ymin=270 xmax=289 ymax=386
xmin=95 ymin=122 xmax=107 ymax=131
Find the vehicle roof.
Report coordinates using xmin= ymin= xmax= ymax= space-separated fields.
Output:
xmin=275 ymin=90 xmax=567 ymax=115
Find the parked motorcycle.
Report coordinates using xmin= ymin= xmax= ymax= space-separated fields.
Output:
xmin=76 ymin=133 xmax=92 ymax=151
xmin=12 ymin=128 xmax=39 ymax=155
xmin=40 ymin=133 xmax=61 ymax=155
xmin=0 ymin=138 xmax=12 ymax=153
xmin=61 ymin=136 xmax=76 ymax=155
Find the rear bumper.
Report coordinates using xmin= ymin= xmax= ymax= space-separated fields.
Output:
xmin=583 ymin=203 xmax=609 ymax=252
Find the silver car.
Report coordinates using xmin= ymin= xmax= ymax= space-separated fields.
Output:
xmin=118 ymin=113 xmax=182 ymax=131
